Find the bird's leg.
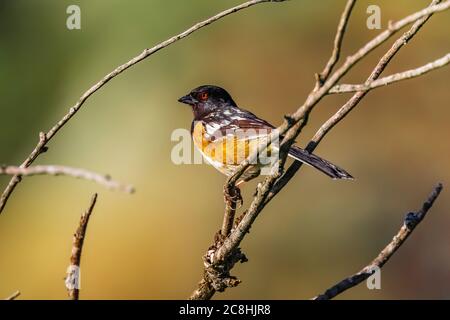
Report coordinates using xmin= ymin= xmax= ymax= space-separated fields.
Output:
xmin=224 ymin=182 xmax=243 ymax=207
xmin=220 ymin=183 xmax=243 ymax=239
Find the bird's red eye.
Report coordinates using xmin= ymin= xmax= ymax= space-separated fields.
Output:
xmin=198 ymin=92 xmax=208 ymax=101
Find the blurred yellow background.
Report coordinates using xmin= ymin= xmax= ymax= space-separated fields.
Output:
xmin=0 ymin=0 xmax=449 ymax=299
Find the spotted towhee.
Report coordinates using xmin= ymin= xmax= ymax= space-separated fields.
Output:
xmin=178 ymin=85 xmax=353 ymax=185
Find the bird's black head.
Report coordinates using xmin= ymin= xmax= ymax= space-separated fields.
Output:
xmin=178 ymin=85 xmax=237 ymax=119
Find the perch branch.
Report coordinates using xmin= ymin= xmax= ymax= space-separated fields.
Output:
xmin=314 ymin=183 xmax=443 ymax=300
xmin=330 ymin=53 xmax=450 ymax=94
xmin=191 ymin=0 xmax=358 ymax=300
xmin=4 ymin=290 xmax=20 ymax=300
xmin=191 ymin=0 xmax=449 ymax=300
xmin=65 ymin=193 xmax=97 ymax=300
xmin=0 ymin=0 xmax=286 ymax=215
xmin=0 ymin=165 xmax=134 ymax=193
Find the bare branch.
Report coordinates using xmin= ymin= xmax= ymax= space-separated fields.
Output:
xmin=315 ymin=0 xmax=356 ymax=89
xmin=236 ymin=0 xmax=446 ymax=252
xmin=65 ymin=194 xmax=98 ymax=300
xmin=0 ymin=0 xmax=286 ymax=215
xmin=224 ymin=0 xmax=450 ymax=189
xmin=191 ymin=0 xmax=449 ymax=300
xmin=221 ymin=185 xmax=241 ymax=237
xmin=310 ymin=0 xmax=442 ymax=148
xmin=329 ymin=53 xmax=450 ymax=94
xmin=4 ymin=290 xmax=20 ymax=300
xmin=314 ymin=183 xmax=443 ymax=300
xmin=268 ymin=0 xmax=444 ymax=203
xmin=0 ymin=165 xmax=134 ymax=194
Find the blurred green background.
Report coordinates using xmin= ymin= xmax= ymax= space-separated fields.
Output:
xmin=0 ymin=0 xmax=449 ymax=300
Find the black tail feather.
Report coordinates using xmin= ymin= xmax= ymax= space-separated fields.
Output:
xmin=288 ymin=146 xmax=353 ymax=180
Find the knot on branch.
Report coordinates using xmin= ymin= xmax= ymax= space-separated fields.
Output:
xmin=404 ymin=211 xmax=420 ymax=230
xmin=202 ymin=247 xmax=248 ymax=292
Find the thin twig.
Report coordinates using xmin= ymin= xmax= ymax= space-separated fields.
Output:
xmin=314 ymin=183 xmax=443 ymax=300
xmin=315 ymin=0 xmax=356 ymax=89
xmin=4 ymin=290 xmax=20 ymax=300
xmin=65 ymin=193 xmax=98 ymax=300
xmin=0 ymin=165 xmax=134 ymax=193
xmin=329 ymin=53 xmax=450 ymax=94
xmin=0 ymin=0 xmax=286 ymax=215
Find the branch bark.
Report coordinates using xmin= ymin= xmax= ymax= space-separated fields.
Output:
xmin=0 ymin=165 xmax=134 ymax=193
xmin=313 ymin=183 xmax=443 ymax=300
xmin=0 ymin=0 xmax=286 ymax=215
xmin=65 ymin=193 xmax=98 ymax=300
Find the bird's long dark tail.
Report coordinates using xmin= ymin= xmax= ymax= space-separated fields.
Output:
xmin=288 ymin=146 xmax=353 ymax=180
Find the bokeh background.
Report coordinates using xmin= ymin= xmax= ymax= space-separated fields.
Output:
xmin=0 ymin=0 xmax=449 ymax=300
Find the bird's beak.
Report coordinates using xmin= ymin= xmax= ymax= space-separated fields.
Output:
xmin=178 ymin=94 xmax=196 ymax=105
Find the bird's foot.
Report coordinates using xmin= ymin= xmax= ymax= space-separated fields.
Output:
xmin=224 ymin=184 xmax=243 ymax=208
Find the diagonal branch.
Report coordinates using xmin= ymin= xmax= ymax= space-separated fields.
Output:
xmin=0 ymin=0 xmax=286 ymax=215
xmin=329 ymin=52 xmax=450 ymax=94
xmin=0 ymin=165 xmax=134 ymax=193
xmin=65 ymin=193 xmax=98 ymax=300
xmin=314 ymin=183 xmax=443 ymax=300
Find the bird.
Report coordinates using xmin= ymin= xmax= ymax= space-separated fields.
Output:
xmin=178 ymin=85 xmax=353 ymax=186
